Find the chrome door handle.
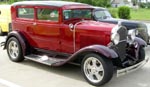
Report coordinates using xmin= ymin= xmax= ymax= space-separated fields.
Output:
xmin=33 ymin=23 xmax=37 ymax=26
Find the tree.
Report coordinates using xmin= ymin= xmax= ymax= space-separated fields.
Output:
xmin=9 ymin=0 xmax=24 ymax=4
xmin=65 ymin=0 xmax=111 ymax=7
xmin=132 ymin=0 xmax=138 ymax=6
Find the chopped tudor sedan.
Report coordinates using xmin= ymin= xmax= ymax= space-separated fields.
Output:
xmin=93 ymin=7 xmax=149 ymax=44
xmin=1 ymin=1 xmax=149 ymax=86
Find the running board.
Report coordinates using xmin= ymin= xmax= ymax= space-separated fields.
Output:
xmin=25 ymin=54 xmax=66 ymax=66
xmin=117 ymin=58 xmax=149 ymax=77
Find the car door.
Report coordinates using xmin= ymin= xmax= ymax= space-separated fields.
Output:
xmin=13 ymin=6 xmax=36 ymax=46
xmin=60 ymin=10 xmax=76 ymax=54
xmin=33 ymin=7 xmax=60 ymax=51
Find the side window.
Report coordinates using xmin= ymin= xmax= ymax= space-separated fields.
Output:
xmin=37 ymin=8 xmax=59 ymax=22
xmin=18 ymin=8 xmax=34 ymax=19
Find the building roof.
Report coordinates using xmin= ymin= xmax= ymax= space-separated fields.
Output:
xmin=12 ymin=1 xmax=89 ymax=7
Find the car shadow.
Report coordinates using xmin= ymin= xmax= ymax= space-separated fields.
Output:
xmin=21 ymin=59 xmax=84 ymax=81
xmin=20 ymin=57 xmax=150 ymax=87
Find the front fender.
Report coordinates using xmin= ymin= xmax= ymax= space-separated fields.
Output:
xmin=75 ymin=45 xmax=118 ymax=58
xmin=54 ymin=45 xmax=118 ymax=66
xmin=4 ymin=31 xmax=26 ymax=55
xmin=69 ymin=45 xmax=118 ymax=62
xmin=134 ymin=37 xmax=147 ymax=47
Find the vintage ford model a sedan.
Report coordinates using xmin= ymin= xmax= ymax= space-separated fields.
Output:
xmin=2 ymin=1 xmax=149 ymax=86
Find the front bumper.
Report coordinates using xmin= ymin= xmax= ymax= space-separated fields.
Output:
xmin=117 ymin=58 xmax=149 ymax=77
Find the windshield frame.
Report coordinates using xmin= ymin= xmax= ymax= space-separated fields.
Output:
xmin=93 ymin=9 xmax=112 ymax=20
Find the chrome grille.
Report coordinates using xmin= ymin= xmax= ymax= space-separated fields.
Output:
xmin=115 ymin=26 xmax=127 ymax=61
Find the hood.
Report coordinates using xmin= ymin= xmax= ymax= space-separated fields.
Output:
xmin=98 ymin=18 xmax=149 ymax=43
xmin=76 ymin=20 xmax=116 ymax=32
xmin=98 ymin=18 xmax=146 ymax=30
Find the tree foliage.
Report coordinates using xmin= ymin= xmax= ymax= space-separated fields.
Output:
xmin=9 ymin=0 xmax=111 ymax=7
xmin=9 ymin=0 xmax=23 ymax=4
xmin=64 ymin=0 xmax=111 ymax=7
xmin=131 ymin=0 xmax=138 ymax=6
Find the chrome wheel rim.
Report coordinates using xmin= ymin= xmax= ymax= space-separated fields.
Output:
xmin=8 ymin=41 xmax=19 ymax=59
xmin=84 ymin=57 xmax=104 ymax=83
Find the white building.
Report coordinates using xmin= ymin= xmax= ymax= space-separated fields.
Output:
xmin=111 ymin=0 xmax=130 ymax=7
xmin=111 ymin=0 xmax=150 ymax=8
xmin=128 ymin=0 xmax=150 ymax=3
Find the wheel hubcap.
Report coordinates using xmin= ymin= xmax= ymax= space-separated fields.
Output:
xmin=8 ymin=41 xmax=19 ymax=59
xmin=84 ymin=57 xmax=104 ymax=83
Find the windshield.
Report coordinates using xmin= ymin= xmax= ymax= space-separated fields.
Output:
xmin=94 ymin=10 xmax=112 ymax=20
xmin=63 ymin=9 xmax=92 ymax=20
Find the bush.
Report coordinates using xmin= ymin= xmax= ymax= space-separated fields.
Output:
xmin=118 ymin=6 xmax=131 ymax=19
xmin=147 ymin=2 xmax=150 ymax=9
xmin=108 ymin=8 xmax=117 ymax=18
xmin=139 ymin=3 xmax=147 ymax=8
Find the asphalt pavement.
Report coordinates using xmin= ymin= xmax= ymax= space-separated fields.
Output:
xmin=0 ymin=35 xmax=150 ymax=87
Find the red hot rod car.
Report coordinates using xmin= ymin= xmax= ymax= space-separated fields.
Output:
xmin=2 ymin=1 xmax=149 ymax=86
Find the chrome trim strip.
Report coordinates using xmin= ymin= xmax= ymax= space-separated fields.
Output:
xmin=117 ymin=58 xmax=149 ymax=77
xmin=73 ymin=20 xmax=87 ymax=52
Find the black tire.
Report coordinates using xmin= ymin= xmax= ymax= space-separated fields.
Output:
xmin=138 ymin=47 xmax=145 ymax=62
xmin=81 ymin=53 xmax=113 ymax=86
xmin=6 ymin=37 xmax=24 ymax=62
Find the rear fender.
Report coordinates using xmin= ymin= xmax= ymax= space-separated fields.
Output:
xmin=4 ymin=31 xmax=26 ymax=55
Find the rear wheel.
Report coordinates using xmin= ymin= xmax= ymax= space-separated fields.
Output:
xmin=81 ymin=53 xmax=113 ymax=86
xmin=6 ymin=37 xmax=24 ymax=62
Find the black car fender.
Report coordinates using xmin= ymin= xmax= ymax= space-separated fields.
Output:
xmin=54 ymin=45 xmax=118 ymax=66
xmin=134 ymin=37 xmax=147 ymax=47
xmin=4 ymin=31 xmax=27 ymax=56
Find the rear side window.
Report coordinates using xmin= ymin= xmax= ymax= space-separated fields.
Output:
xmin=18 ymin=8 xmax=34 ymax=19
xmin=37 ymin=8 xmax=59 ymax=22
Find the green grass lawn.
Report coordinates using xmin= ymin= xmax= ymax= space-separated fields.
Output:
xmin=109 ymin=8 xmax=150 ymax=21
xmin=130 ymin=8 xmax=150 ymax=21
xmin=0 ymin=2 xmax=8 ymax=4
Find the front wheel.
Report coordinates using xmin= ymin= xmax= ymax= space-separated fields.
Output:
xmin=6 ymin=37 xmax=24 ymax=62
xmin=81 ymin=53 xmax=113 ymax=86
xmin=138 ymin=47 xmax=145 ymax=62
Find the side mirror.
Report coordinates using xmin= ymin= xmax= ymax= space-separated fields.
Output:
xmin=69 ymin=23 xmax=74 ymax=31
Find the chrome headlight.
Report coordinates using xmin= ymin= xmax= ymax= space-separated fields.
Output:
xmin=111 ymin=33 xmax=120 ymax=44
xmin=128 ymin=29 xmax=137 ymax=40
xmin=111 ymin=25 xmax=120 ymax=45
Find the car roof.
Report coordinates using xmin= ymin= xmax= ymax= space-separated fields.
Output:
xmin=12 ymin=1 xmax=89 ymax=7
xmin=93 ymin=6 xmax=107 ymax=10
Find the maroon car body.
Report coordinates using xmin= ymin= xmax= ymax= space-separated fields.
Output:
xmin=3 ymin=1 xmax=148 ymax=86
